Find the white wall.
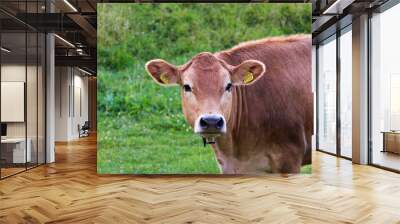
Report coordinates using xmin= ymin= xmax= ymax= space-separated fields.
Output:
xmin=1 ymin=65 xmax=25 ymax=81
xmin=1 ymin=63 xmax=46 ymax=164
xmin=55 ymin=67 xmax=89 ymax=141
xmin=72 ymin=73 xmax=89 ymax=138
xmin=55 ymin=66 xmax=70 ymax=141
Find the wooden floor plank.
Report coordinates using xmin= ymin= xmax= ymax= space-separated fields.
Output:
xmin=0 ymin=134 xmax=400 ymax=223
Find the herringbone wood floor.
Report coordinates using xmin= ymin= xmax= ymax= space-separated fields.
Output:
xmin=1 ymin=135 xmax=400 ymax=224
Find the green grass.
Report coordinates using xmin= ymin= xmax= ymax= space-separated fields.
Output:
xmin=97 ymin=115 xmax=220 ymax=174
xmin=300 ymin=164 xmax=312 ymax=174
xmin=97 ymin=3 xmax=312 ymax=174
xmin=97 ymin=66 xmax=220 ymax=174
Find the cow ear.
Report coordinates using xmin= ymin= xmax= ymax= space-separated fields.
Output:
xmin=145 ymin=59 xmax=180 ymax=86
xmin=231 ymin=60 xmax=265 ymax=85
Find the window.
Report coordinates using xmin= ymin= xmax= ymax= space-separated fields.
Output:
xmin=318 ymin=35 xmax=337 ymax=154
xmin=370 ymin=3 xmax=400 ymax=171
xmin=339 ymin=27 xmax=352 ymax=158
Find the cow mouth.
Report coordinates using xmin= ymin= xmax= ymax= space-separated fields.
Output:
xmin=200 ymin=133 xmax=221 ymax=146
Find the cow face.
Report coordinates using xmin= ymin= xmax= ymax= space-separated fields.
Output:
xmin=145 ymin=52 xmax=265 ymax=140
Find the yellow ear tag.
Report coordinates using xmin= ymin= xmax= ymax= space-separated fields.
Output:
xmin=243 ymin=71 xmax=254 ymax=84
xmin=160 ymin=73 xmax=169 ymax=84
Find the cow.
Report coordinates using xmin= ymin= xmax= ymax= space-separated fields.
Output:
xmin=145 ymin=35 xmax=312 ymax=174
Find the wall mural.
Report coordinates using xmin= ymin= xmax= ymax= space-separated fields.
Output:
xmin=97 ymin=3 xmax=312 ymax=174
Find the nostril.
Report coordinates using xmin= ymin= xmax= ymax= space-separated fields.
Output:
xmin=199 ymin=118 xmax=208 ymax=128
xmin=216 ymin=118 xmax=224 ymax=129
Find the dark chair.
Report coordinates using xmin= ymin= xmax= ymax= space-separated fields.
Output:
xmin=79 ymin=121 xmax=90 ymax=138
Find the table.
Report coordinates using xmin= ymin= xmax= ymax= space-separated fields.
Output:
xmin=381 ymin=131 xmax=400 ymax=154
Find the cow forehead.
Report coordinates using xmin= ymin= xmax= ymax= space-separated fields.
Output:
xmin=191 ymin=52 xmax=220 ymax=68
xmin=182 ymin=52 xmax=229 ymax=84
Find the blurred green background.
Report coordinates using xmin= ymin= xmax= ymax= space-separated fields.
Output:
xmin=97 ymin=3 xmax=311 ymax=174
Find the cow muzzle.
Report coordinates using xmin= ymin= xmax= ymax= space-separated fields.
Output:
xmin=194 ymin=114 xmax=226 ymax=143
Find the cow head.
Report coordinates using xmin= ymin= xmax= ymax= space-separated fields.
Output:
xmin=145 ymin=52 xmax=265 ymax=142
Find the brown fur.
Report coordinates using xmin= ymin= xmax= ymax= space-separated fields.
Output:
xmin=215 ymin=35 xmax=312 ymax=173
xmin=146 ymin=35 xmax=312 ymax=174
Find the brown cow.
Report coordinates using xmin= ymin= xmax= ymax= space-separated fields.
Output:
xmin=145 ymin=35 xmax=312 ymax=174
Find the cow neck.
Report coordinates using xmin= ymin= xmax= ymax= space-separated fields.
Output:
xmin=215 ymin=84 xmax=246 ymax=159
xmin=227 ymin=85 xmax=244 ymax=140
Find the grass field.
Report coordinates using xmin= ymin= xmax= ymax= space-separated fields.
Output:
xmin=97 ymin=3 xmax=312 ymax=174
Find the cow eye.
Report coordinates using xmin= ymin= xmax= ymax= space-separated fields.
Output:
xmin=183 ymin=84 xmax=192 ymax=92
xmin=225 ymin=83 xmax=232 ymax=92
